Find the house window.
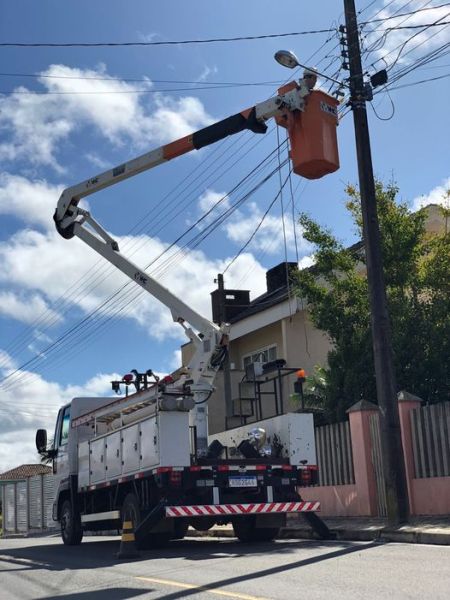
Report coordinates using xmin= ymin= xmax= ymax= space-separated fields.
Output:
xmin=242 ymin=345 xmax=277 ymax=369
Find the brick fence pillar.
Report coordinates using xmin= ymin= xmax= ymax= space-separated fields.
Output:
xmin=347 ymin=399 xmax=380 ymax=516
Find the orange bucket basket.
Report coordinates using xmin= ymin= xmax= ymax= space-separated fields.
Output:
xmin=277 ymin=88 xmax=340 ymax=180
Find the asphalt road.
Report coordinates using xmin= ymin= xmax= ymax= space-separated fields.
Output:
xmin=0 ymin=534 xmax=449 ymax=600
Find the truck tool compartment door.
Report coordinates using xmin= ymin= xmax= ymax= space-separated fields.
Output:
xmin=90 ymin=438 xmax=105 ymax=483
xmin=140 ymin=418 xmax=159 ymax=469
xmin=122 ymin=425 xmax=140 ymax=474
xmin=105 ymin=431 xmax=121 ymax=478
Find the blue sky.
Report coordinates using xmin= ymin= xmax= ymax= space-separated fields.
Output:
xmin=0 ymin=0 xmax=449 ymax=470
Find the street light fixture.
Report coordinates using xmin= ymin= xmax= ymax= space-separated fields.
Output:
xmin=274 ymin=49 xmax=346 ymax=87
xmin=274 ymin=49 xmax=300 ymax=69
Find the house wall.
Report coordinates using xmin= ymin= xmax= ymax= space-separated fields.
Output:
xmin=182 ymin=308 xmax=332 ymax=434
xmin=281 ymin=311 xmax=331 ymax=412
xmin=282 ymin=310 xmax=331 ymax=374
xmin=229 ymin=321 xmax=283 ymax=367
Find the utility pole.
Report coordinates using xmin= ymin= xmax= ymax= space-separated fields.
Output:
xmin=343 ymin=0 xmax=409 ymax=523
xmin=216 ymin=273 xmax=233 ymax=424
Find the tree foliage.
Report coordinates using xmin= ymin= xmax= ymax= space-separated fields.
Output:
xmin=295 ymin=182 xmax=450 ymax=421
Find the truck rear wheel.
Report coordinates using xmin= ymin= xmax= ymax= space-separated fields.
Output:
xmin=122 ymin=492 xmax=171 ymax=549
xmin=61 ymin=499 xmax=83 ymax=546
xmin=172 ymin=519 xmax=189 ymax=540
xmin=233 ymin=516 xmax=279 ymax=543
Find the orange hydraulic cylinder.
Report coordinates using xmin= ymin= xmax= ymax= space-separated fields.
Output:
xmin=277 ymin=90 xmax=340 ymax=180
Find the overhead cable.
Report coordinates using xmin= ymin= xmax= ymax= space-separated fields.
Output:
xmin=0 ymin=29 xmax=334 ymax=48
xmin=0 ymin=144 xmax=287 ymax=391
xmin=387 ymin=70 xmax=450 ymax=88
xmin=361 ymin=2 xmax=450 ymax=24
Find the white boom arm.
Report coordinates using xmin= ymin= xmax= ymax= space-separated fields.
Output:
xmin=54 ymin=78 xmax=313 ymax=455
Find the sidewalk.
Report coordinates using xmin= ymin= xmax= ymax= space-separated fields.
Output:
xmin=186 ymin=514 xmax=450 ymax=546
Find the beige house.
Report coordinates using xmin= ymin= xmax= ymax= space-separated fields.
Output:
xmin=181 ymin=261 xmax=331 ymax=434
xmin=180 ymin=204 xmax=446 ymax=435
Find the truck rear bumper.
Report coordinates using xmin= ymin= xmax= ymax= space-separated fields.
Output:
xmin=166 ymin=500 xmax=320 ymax=517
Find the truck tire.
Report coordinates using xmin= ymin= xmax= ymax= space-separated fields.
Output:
xmin=190 ymin=517 xmax=215 ymax=532
xmin=172 ymin=519 xmax=189 ymax=540
xmin=61 ymin=499 xmax=83 ymax=546
xmin=233 ymin=516 xmax=279 ymax=543
xmin=122 ymin=492 xmax=170 ymax=549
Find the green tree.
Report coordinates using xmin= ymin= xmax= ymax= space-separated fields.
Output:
xmin=295 ymin=181 xmax=450 ymax=421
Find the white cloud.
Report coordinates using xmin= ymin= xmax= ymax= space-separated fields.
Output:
xmin=0 ymin=219 xmax=267 ymax=342
xmin=0 ymin=291 xmax=62 ymax=325
xmin=0 ymin=64 xmax=214 ymax=171
xmin=0 ymin=365 xmax=120 ymax=472
xmin=411 ymin=176 xmax=450 ymax=210
xmin=198 ymin=189 xmax=230 ymax=214
xmin=171 ymin=349 xmax=182 ymax=370
xmin=224 ymin=201 xmax=311 ymax=255
xmin=137 ymin=32 xmax=158 ymax=43
xmin=84 ymin=152 xmax=110 ymax=170
xmin=0 ymin=87 xmax=73 ymax=172
xmin=33 ymin=330 xmax=53 ymax=344
xmin=298 ymin=254 xmax=316 ymax=270
xmin=0 ymin=172 xmax=64 ymax=229
xmin=195 ymin=189 xmax=231 ymax=227
xmin=0 ymin=349 xmax=16 ymax=371
xmin=144 ymin=94 xmax=213 ymax=143
xmin=40 ymin=64 xmax=154 ymax=147
xmin=366 ymin=2 xmax=450 ymax=67
xmin=196 ymin=65 xmax=218 ymax=82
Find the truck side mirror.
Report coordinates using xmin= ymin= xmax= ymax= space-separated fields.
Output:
xmin=36 ymin=429 xmax=48 ymax=454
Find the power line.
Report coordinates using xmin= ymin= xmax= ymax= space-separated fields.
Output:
xmin=0 ymin=145 xmax=287 ymax=392
xmin=0 ymin=38 xmax=342 ymax=370
xmin=0 ymin=33 xmax=343 ymax=384
xmin=359 ymin=0 xmax=433 ymax=62
xmin=0 ymin=83 xmax=280 ymax=95
xmin=223 ymin=167 xmax=292 ymax=274
xmin=0 ymin=133 xmax=245 ymax=367
xmin=0 ymin=72 xmax=282 ymax=86
xmin=379 ymin=19 xmax=450 ymax=30
xmin=368 ymin=10 xmax=450 ymax=70
xmin=385 ymin=41 xmax=450 ymax=85
xmin=0 ymin=128 xmax=284 ymax=370
xmin=0 ymin=28 xmax=334 ymax=48
xmin=361 ymin=2 xmax=450 ymax=24
xmin=387 ymin=70 xmax=450 ymax=88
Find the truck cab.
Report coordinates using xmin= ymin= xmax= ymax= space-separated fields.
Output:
xmin=36 ymin=397 xmax=116 ymax=532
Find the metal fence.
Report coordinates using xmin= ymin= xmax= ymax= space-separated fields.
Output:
xmin=1 ymin=474 xmax=57 ymax=536
xmin=410 ymin=401 xmax=450 ymax=479
xmin=315 ymin=421 xmax=355 ymax=486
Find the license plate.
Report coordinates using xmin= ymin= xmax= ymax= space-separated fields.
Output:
xmin=228 ymin=476 xmax=257 ymax=488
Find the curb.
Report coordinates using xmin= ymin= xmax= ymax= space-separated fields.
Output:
xmin=186 ymin=526 xmax=450 ymax=546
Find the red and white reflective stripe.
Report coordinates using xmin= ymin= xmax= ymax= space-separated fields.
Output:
xmin=165 ymin=501 xmax=320 ymax=518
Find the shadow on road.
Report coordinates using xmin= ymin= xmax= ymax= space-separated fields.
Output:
xmin=139 ymin=541 xmax=381 ymax=600
xmin=40 ymin=588 xmax=151 ymax=600
xmin=0 ymin=537 xmax=305 ymax=572
xmin=0 ymin=536 xmax=382 ymax=578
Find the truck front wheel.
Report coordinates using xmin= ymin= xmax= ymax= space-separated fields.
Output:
xmin=233 ymin=516 xmax=279 ymax=543
xmin=60 ymin=499 xmax=83 ymax=546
